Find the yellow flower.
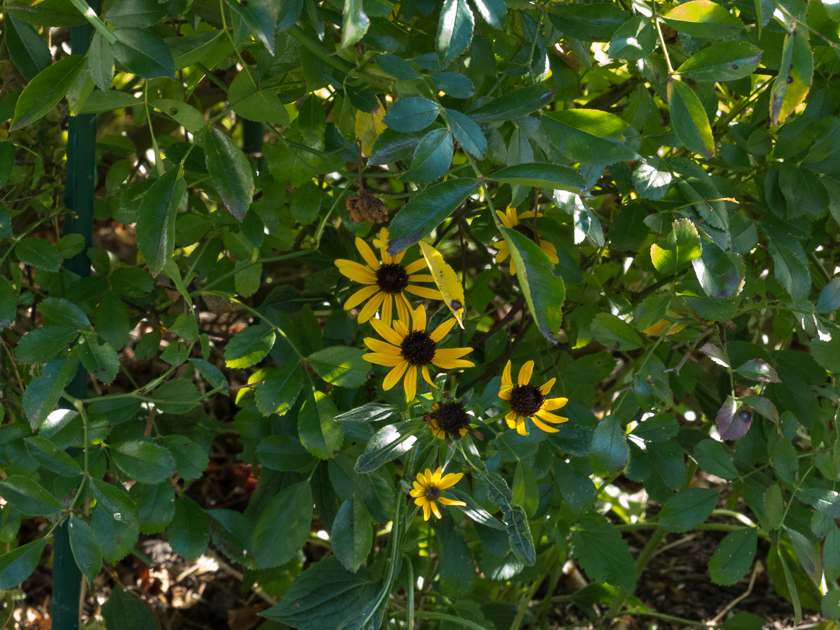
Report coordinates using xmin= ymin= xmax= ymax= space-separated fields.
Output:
xmin=362 ymin=305 xmax=474 ymax=401
xmin=409 ymin=467 xmax=466 ymax=520
xmin=499 ymin=360 xmax=568 ymax=436
xmin=492 ymin=205 xmax=560 ymax=275
xmin=335 ymin=228 xmax=442 ymax=326
xmin=428 ymin=400 xmax=471 ymax=440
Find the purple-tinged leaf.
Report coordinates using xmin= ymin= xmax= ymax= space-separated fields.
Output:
xmin=716 ymin=396 xmax=752 ymax=440
xmin=735 ymin=359 xmax=781 ymax=383
xmin=740 ymin=395 xmax=780 ymax=435
xmin=700 ymin=343 xmax=730 ymax=367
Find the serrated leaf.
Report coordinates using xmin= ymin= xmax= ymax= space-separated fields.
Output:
xmin=135 ymin=168 xmax=186 ymax=276
xmin=770 ymin=27 xmax=812 ymax=126
xmin=709 ymin=528 xmax=757 ymax=585
xmin=308 ymin=347 xmax=370 ymax=388
xmin=205 ymin=127 xmax=254 ymax=221
xmin=341 ymin=0 xmax=369 ymax=50
xmin=677 ymin=41 xmax=762 ymax=82
xmin=112 ymin=28 xmax=175 ymax=79
xmin=692 ymin=238 xmax=740 ymax=299
xmin=488 ymin=163 xmax=586 ymax=192
xmin=23 ymin=357 xmax=78 ymax=430
xmin=355 ymin=421 xmax=418 ymax=474
xmin=383 ymin=97 xmax=440 ymax=133
xmin=110 ymin=440 xmax=176 ymax=484
xmin=468 ymin=85 xmax=555 ymax=124
xmin=78 ymin=333 xmax=119 ymax=384
xmin=68 ymin=515 xmax=102 ymax=583
xmin=0 ymin=539 xmax=45 ymax=589
xmin=543 ymin=109 xmax=637 ymax=165
xmin=661 ymin=0 xmax=744 ymax=38
xmin=571 ymin=519 xmax=636 ymax=592
xmin=224 ymin=0 xmax=276 ymax=53
xmin=11 ymin=55 xmax=86 ymax=130
xmin=299 ymin=391 xmax=344 ymax=460
xmin=589 ymin=416 xmax=629 ymax=475
xmin=650 ymin=218 xmax=702 ymax=275
xmin=256 ymin=435 xmax=314 ymax=471
xmin=437 ymin=0 xmax=474 ymax=67
xmin=660 ymin=488 xmax=719 ymax=532
xmin=253 ymin=481 xmax=313 ymax=568
xmin=735 ymin=359 xmax=781 ymax=383
xmin=668 ymin=78 xmax=715 ymax=159
xmin=225 ymin=323 xmax=276 ymax=369
xmin=255 ymin=364 xmax=303 ymax=416
xmin=419 ymin=241 xmax=465 ymax=326
xmin=169 ymin=497 xmax=209 ymax=560
xmin=716 ymin=396 xmax=752 ymax=440
xmin=16 ymin=237 xmax=61 ymax=272
xmin=445 ymin=108 xmax=486 ymax=158
xmin=816 ymin=277 xmax=840 ymax=313
xmin=591 ymin=312 xmax=643 ymax=351
xmin=0 ymin=476 xmax=64 ymax=516
xmin=405 ymin=127 xmax=453 ymax=183
xmin=332 ymin=499 xmax=373 ymax=572
xmin=5 ymin=15 xmax=51 ymax=82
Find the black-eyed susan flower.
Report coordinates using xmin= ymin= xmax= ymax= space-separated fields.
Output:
xmin=362 ymin=305 xmax=474 ymax=402
xmin=499 ymin=360 xmax=568 ymax=436
xmin=492 ymin=205 xmax=560 ymax=275
xmin=335 ymin=228 xmax=442 ymax=326
xmin=410 ymin=467 xmax=466 ymax=520
xmin=428 ymin=400 xmax=471 ymax=441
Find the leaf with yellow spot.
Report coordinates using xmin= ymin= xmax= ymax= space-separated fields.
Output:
xmin=355 ymin=99 xmax=386 ymax=156
xmin=641 ymin=312 xmax=687 ymax=336
xmin=419 ymin=241 xmax=465 ymax=328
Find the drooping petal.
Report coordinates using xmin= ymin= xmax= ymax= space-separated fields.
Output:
xmin=404 ymin=259 xmax=427 ymax=275
xmin=355 ymin=237 xmax=381 ymax=271
xmin=344 ymin=285 xmax=380 ymax=310
xmin=535 ymin=409 xmax=569 ymax=424
xmin=405 ymin=285 xmax=443 ymax=300
xmin=509 ymin=258 xmax=517 ymax=275
xmin=541 ymin=240 xmax=560 ymax=265
xmin=494 ymin=246 xmax=509 ymax=263
xmin=432 ymin=348 xmax=475 ymax=370
xmin=403 ymin=365 xmax=417 ymax=401
xmin=371 ymin=317 xmax=405 ymax=346
xmin=421 ymin=366 xmax=436 ymax=388
xmin=362 ymin=352 xmax=404 ymax=367
xmin=336 ymin=260 xmax=378 ymax=283
xmin=542 ymin=397 xmax=569 ymax=411
xmin=438 ymin=472 xmax=463 ymax=489
xmin=539 ymin=377 xmax=557 ymax=395
xmin=430 ymin=318 xmax=457 ymax=342
xmin=383 ymin=361 xmax=409 ymax=390
xmin=430 ymin=501 xmax=442 ymax=519
xmin=495 ymin=210 xmax=511 ymax=227
xmin=518 ymin=360 xmax=534 ymax=386
xmin=499 ymin=384 xmax=513 ymax=400
xmin=358 ymin=291 xmax=386 ymax=323
xmin=438 ymin=497 xmax=467 ymax=506
xmin=502 ymin=360 xmax=512 ymax=385
xmin=412 ymin=305 xmax=426 ymax=332
xmin=531 ymin=416 xmax=560 ymax=433
xmin=432 ymin=356 xmax=475 ymax=370
xmin=395 ymin=293 xmax=411 ymax=324
xmin=516 ymin=418 xmax=529 ymax=436
xmin=422 ymin=502 xmax=431 ymax=521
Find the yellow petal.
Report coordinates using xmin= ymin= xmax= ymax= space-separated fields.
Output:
xmin=539 ymin=377 xmax=556 ymax=396
xmin=516 ymin=419 xmax=529 ymax=436
xmin=358 ymin=291 xmax=386 ymax=323
xmin=405 ymin=285 xmax=443 ymax=300
xmin=422 ymin=502 xmax=431 ymax=521
xmin=438 ymin=472 xmax=463 ymax=489
xmin=412 ymin=305 xmax=426 ymax=332
xmin=383 ymin=361 xmax=409 ymax=390
xmin=499 ymin=385 xmax=512 ymax=400
xmin=421 ymin=365 xmax=436 ymax=388
xmin=380 ymin=293 xmax=393 ymax=326
xmin=431 ymin=467 xmax=442 ymax=485
xmin=404 ymin=258 xmax=427 ymax=274
xmin=355 ymin=237 xmax=381 ymax=271
xmin=536 ymin=409 xmax=569 ymax=424
xmin=407 ymin=273 xmax=435 ymax=283
xmin=396 ymin=293 xmax=411 ymax=324
xmin=371 ymin=317 xmax=404 ymax=346
xmin=502 ymin=360 xmax=512 ymax=385
xmin=362 ymin=352 xmax=404 ymax=367
xmin=336 ymin=260 xmax=378 ymax=284
xmin=430 ymin=501 xmax=442 ymax=519
xmin=542 ymin=397 xmax=568 ymax=411
xmin=531 ymin=417 xmax=560 ymax=433
xmin=393 ymin=319 xmax=410 ymax=339
xmin=430 ymin=318 xmax=457 ymax=343
xmin=432 ymin=356 xmax=474 ymax=370
xmin=518 ymin=360 xmax=534 ymax=386
xmin=403 ymin=365 xmax=417 ymax=400
xmin=438 ymin=497 xmax=467 ymax=506
xmin=344 ymin=285 xmax=380 ymax=311
xmin=364 ymin=338 xmax=400 ymax=354
xmin=410 ymin=488 xmax=425 ymax=497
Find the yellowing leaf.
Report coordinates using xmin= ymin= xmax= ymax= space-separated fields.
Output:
xmin=355 ymin=100 xmax=386 ymax=156
xmin=641 ymin=312 xmax=687 ymax=336
xmin=419 ymin=241 xmax=465 ymax=328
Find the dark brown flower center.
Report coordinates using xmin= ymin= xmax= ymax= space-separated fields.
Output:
xmin=510 ymin=384 xmax=544 ymax=417
xmin=435 ymin=402 xmax=471 ymax=435
xmin=514 ymin=223 xmax=538 ymax=243
xmin=376 ymin=263 xmax=409 ymax=294
xmin=426 ymin=486 xmax=441 ymax=500
xmin=401 ymin=331 xmax=436 ymax=366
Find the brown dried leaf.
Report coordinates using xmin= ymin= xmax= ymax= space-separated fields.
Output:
xmin=346 ymin=190 xmax=388 ymax=224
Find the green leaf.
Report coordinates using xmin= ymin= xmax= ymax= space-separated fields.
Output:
xmin=253 ymin=481 xmax=313 ymax=568
xmin=224 ymin=0 xmax=276 ymax=54
xmin=405 ymin=128 xmax=453 ymax=183
xmin=445 ymin=109 xmax=486 ymax=158
xmin=571 ymin=518 xmax=636 ymax=592
xmin=661 ymin=0 xmax=744 ymax=38
xmin=15 ymin=326 xmax=78 ymax=364
xmin=96 ymin=291 xmax=130 ymax=350
xmin=69 ymin=515 xmax=102 ymax=583
xmin=501 ymin=226 xmax=565 ymax=343
xmin=256 ymin=435 xmax=314 ymax=471
xmin=308 ymin=346 xmax=370 ymax=388
xmin=676 ymin=41 xmax=762 ymax=82
xmin=589 ymin=416 xmax=629 ymax=475
xmin=129 ymin=482 xmax=175 ymax=535
xmin=488 ymin=163 xmax=586 ymax=193
xmin=824 ymin=525 xmax=840 ymax=582
xmin=161 ymin=435 xmax=209 ymax=481
xmin=169 ymin=497 xmax=209 ymax=560
xmin=255 ymin=364 xmax=303 ymax=416
xmin=543 ymin=109 xmax=638 ymax=165
xmin=225 ymin=323 xmax=276 ymax=368
xmin=767 ymin=237 xmax=810 ymax=302
xmin=78 ymin=333 xmax=120 ymax=384
xmin=383 ymin=97 xmax=440 ymax=133
xmin=476 ymin=468 xmax=535 ymax=566
xmin=205 ymin=127 xmax=254 ymax=222
xmin=0 ymin=539 xmax=46 ymax=589
xmin=822 ymin=591 xmax=840 ymax=620
xmin=40 ymin=297 xmax=90 ymax=329
xmin=11 ymin=55 xmax=86 ymax=130
xmin=386 ymin=178 xmax=478 ymax=254
xmin=135 ymin=167 xmax=186 ymax=276
xmin=770 ymin=27 xmax=812 ymax=126
xmin=91 ymin=506 xmax=140 ymax=563
xmin=692 ymin=439 xmax=738 ymax=480
xmin=355 ymin=421 xmax=418 ymax=474
xmin=5 ymin=15 xmax=51 ymax=81
xmin=299 ymin=391 xmax=344 ymax=459
xmin=468 ymin=85 xmax=555 ymax=124
xmin=151 ymin=99 xmax=205 ymax=134
xmin=548 ymin=3 xmax=629 ymax=40
xmin=334 ymin=403 xmax=397 ymax=424
xmin=23 ymin=357 xmax=78 ymax=430
xmin=91 ymin=478 xmax=138 ymax=525
xmin=112 ymin=28 xmax=175 ymax=79
xmin=111 ymin=440 xmax=176 ymax=484
xmin=88 ymin=31 xmax=114 ymax=91
xmin=290 ymin=181 xmax=322 ymax=224
xmin=471 ymin=0 xmax=505 ymax=28
xmin=692 ymin=238 xmax=740 ymax=299
xmin=101 ymin=587 xmax=159 ymax=630
xmin=105 ymin=0 xmax=166 ymax=27
xmin=189 ymin=358 xmax=228 ymax=390
xmin=650 ymin=218 xmax=701 ymax=276
xmin=448 ymin=488 xmax=506 ymax=529
xmin=375 ymin=54 xmax=418 ymax=80
xmin=25 ymin=436 xmax=83 ymax=477
xmin=816 ymin=277 xmax=840 ymax=313
xmin=779 ymin=164 xmax=827 ymax=218
xmin=591 ymin=313 xmax=644 ymax=351
xmin=0 ymin=277 xmax=15 ymax=331
xmin=432 ymin=73 xmax=475 ymax=99
xmin=512 ymin=463 xmax=539 ymax=518
xmin=150 ymin=378 xmax=201 ymax=414
xmin=765 ymin=484 xmax=784 ymax=529
xmin=261 ymin=557 xmax=379 ymax=629
xmin=341 ymin=0 xmax=370 ymax=50
xmin=16 ymin=237 xmax=61 ymax=272
xmin=709 ymin=528 xmax=757 ymax=585
xmin=660 ymin=488 xmax=719 ymax=532
xmin=668 ymin=78 xmax=715 ymax=159
xmin=228 ymin=70 xmax=289 ymax=125
xmin=436 ymin=0 xmax=474 ymax=67
xmin=0 ymin=152 xmax=13 ymax=195
xmin=0 ymin=476 xmax=64 ymax=516
xmin=332 ymin=498 xmax=373 ymax=572
xmin=735 ymin=359 xmax=780 ymax=383
xmin=609 ymin=16 xmax=655 ymax=61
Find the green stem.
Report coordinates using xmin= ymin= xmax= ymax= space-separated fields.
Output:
xmin=392 ymin=611 xmax=490 ymax=630
xmin=67 ymin=0 xmax=116 ymax=44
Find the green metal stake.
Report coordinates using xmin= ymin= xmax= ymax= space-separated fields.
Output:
xmin=54 ymin=5 xmax=99 ymax=628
